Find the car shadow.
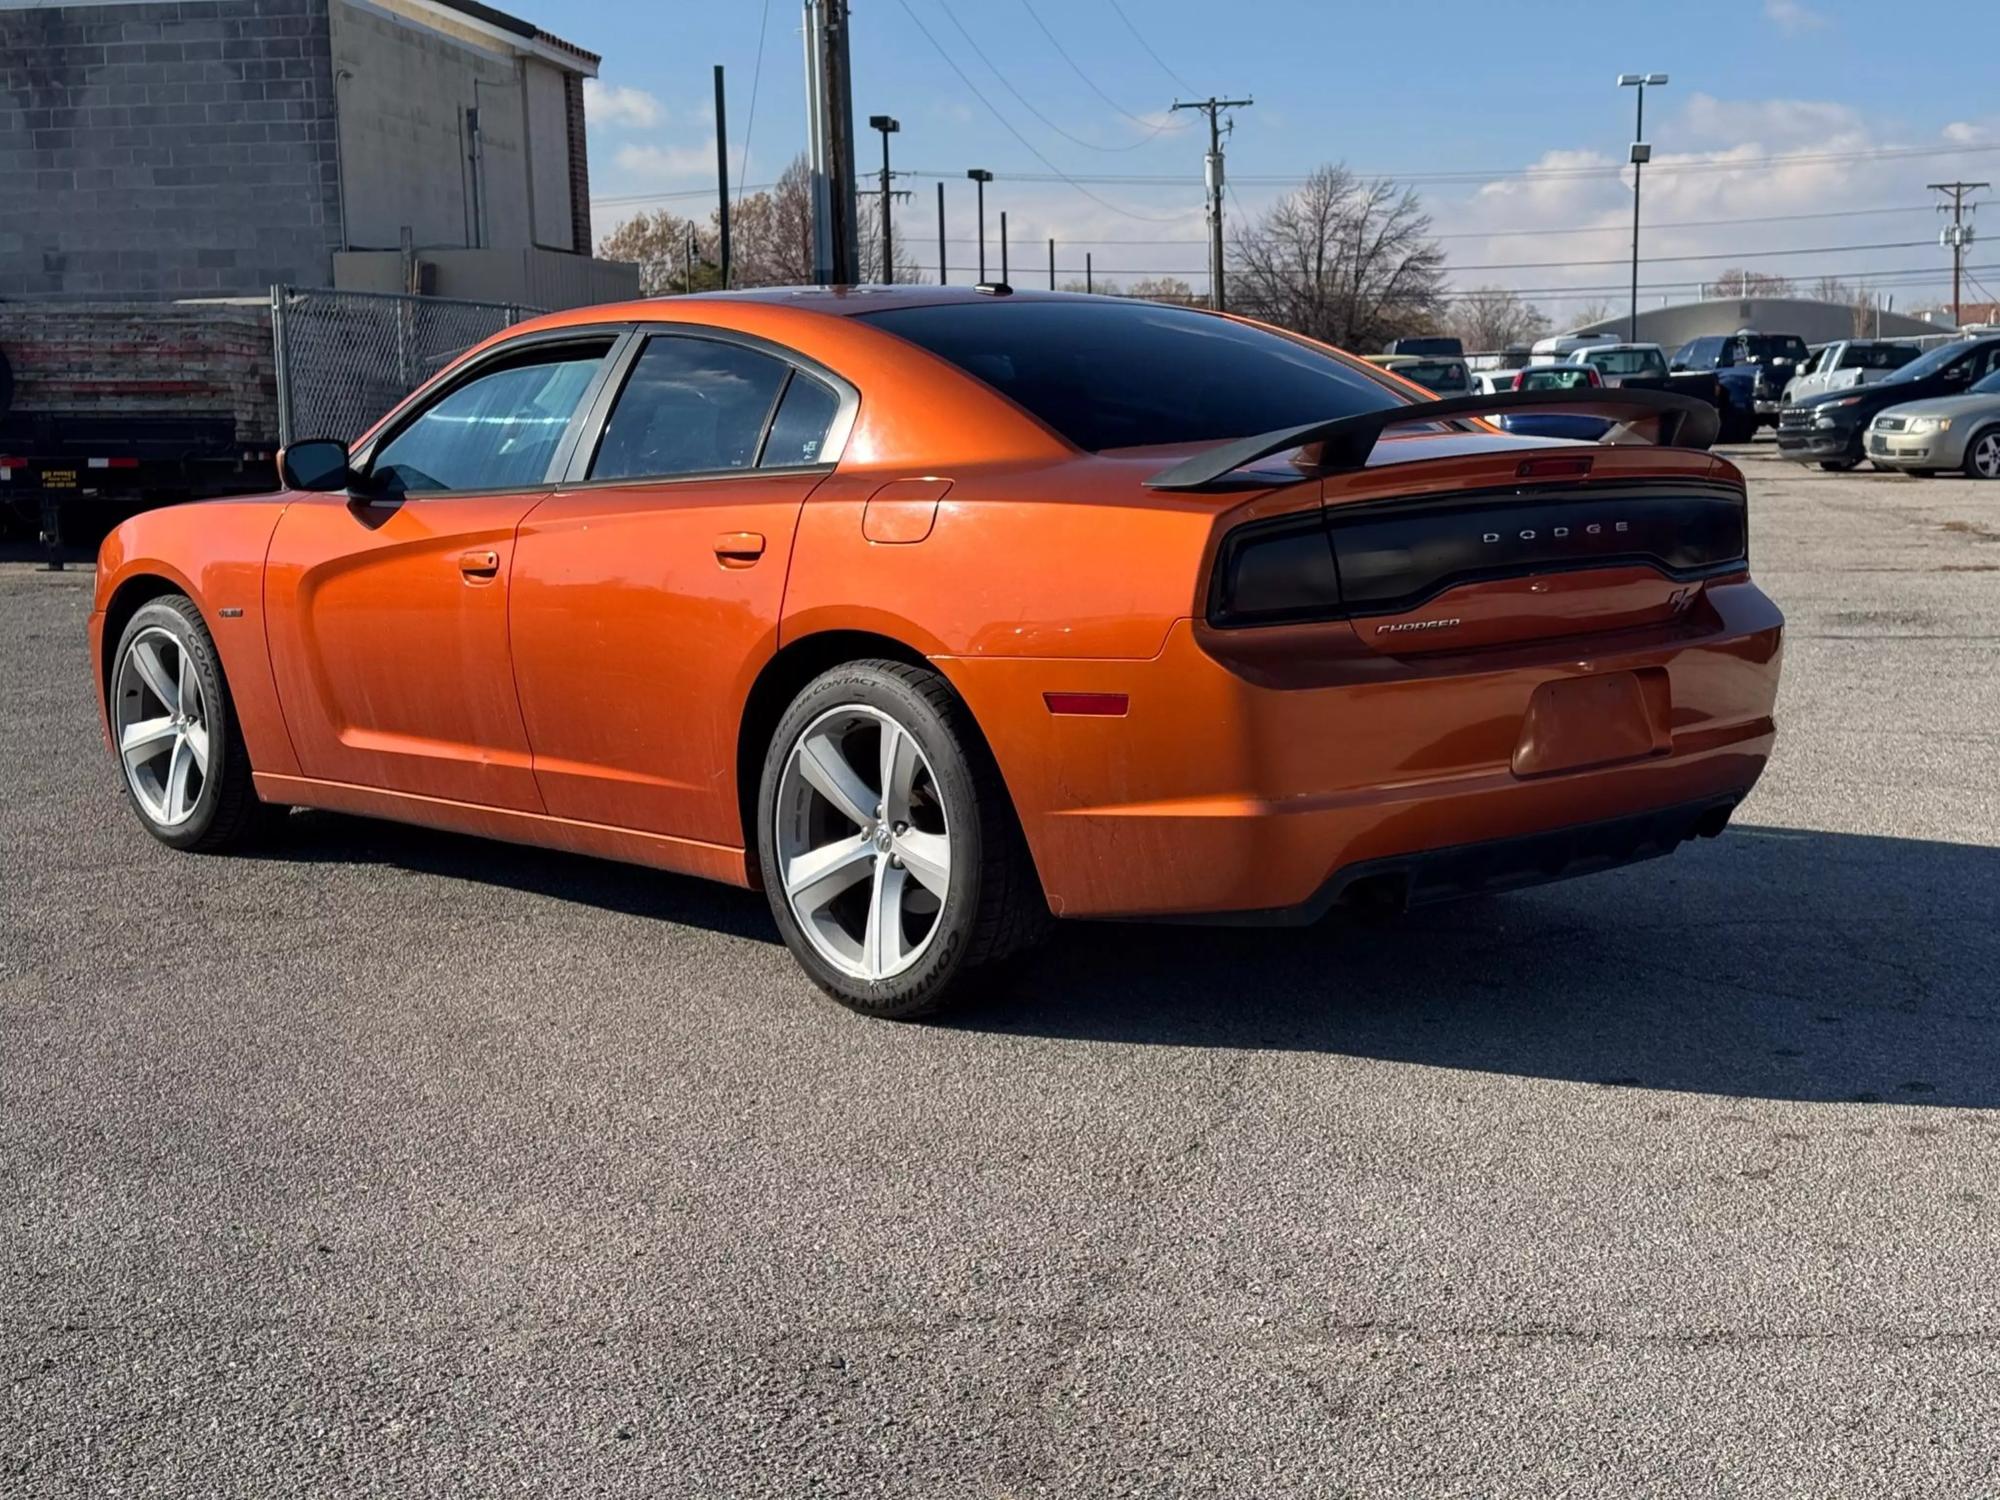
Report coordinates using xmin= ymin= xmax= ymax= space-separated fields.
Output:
xmin=257 ymin=811 xmax=1997 ymax=1107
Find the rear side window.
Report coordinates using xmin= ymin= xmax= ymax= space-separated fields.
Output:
xmin=861 ymin=300 xmax=1402 ymax=452
xmin=1844 ymin=344 xmax=1918 ymax=370
xmin=761 ymin=373 xmax=841 ymax=467
xmin=370 ymin=345 xmax=607 ymax=494
xmin=591 ymin=336 xmax=792 ymax=480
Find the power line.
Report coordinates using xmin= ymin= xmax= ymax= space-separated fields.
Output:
xmin=903 ymin=141 xmax=2000 ymax=189
xmin=889 ymin=0 xmax=1188 ymax=222
xmin=932 ymin=0 xmax=1162 ymax=153
xmin=1017 ymin=0 xmax=1183 ymax=138
xmin=1103 ymin=0 xmax=1197 ymax=96
xmin=733 ymin=0 xmax=772 ymax=219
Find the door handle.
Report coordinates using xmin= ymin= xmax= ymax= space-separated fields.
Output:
xmin=713 ymin=531 xmax=766 ymax=568
xmin=458 ymin=548 xmax=501 ymax=580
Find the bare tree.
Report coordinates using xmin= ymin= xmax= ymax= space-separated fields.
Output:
xmin=1123 ymin=275 xmax=1198 ymax=304
xmin=1565 ymin=300 xmax=1617 ymax=330
xmin=1446 ymin=285 xmax=1550 ymax=352
xmin=1709 ymin=268 xmax=1795 ymax=298
xmin=598 ymin=210 xmax=723 ymax=295
xmin=1809 ymin=275 xmax=1881 ymax=336
xmin=600 ymin=155 xmax=922 ymax=292
xmin=1227 ymin=164 xmax=1447 ymax=350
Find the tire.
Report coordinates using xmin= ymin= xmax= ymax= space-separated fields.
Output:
xmin=1965 ymin=427 xmax=2000 ymax=480
xmin=1905 ymin=468 xmax=1939 ymax=479
xmin=108 ymin=595 xmax=273 ymax=852
xmin=756 ymin=658 xmax=1048 ymax=1019
xmin=1818 ymin=459 xmax=1858 ymax=472
xmin=1719 ymin=408 xmax=1756 ymax=445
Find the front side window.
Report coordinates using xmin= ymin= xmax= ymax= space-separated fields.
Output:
xmin=370 ymin=345 xmax=607 ymax=494
xmin=861 ymin=300 xmax=1401 ymax=452
xmin=590 ymin=336 xmax=794 ymax=480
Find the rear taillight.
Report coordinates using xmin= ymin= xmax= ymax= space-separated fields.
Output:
xmin=1206 ymin=512 xmax=1343 ymax=628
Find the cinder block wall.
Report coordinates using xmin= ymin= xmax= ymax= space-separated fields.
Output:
xmin=0 ymin=0 xmax=344 ymax=299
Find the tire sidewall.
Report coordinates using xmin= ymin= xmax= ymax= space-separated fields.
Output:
xmin=756 ymin=663 xmax=988 ymax=1016
xmin=110 ymin=597 xmax=234 ymax=851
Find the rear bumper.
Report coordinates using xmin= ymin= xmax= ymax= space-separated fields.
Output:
xmin=942 ymin=579 xmax=1782 ymax=919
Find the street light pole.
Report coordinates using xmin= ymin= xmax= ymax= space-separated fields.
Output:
xmin=867 ymin=114 xmax=899 ymax=283
xmin=1618 ymin=72 xmax=1667 ymax=342
xmin=967 ymin=169 xmax=992 ymax=282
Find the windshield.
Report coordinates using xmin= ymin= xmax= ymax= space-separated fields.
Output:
xmin=861 ymin=300 xmax=1403 ymax=451
xmin=1736 ymin=334 xmax=1809 ymax=363
xmin=1584 ymin=347 xmax=1667 ymax=376
xmin=1885 ymin=341 xmax=1985 ymax=384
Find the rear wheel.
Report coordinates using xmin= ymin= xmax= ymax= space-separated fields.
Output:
xmin=109 ymin=595 xmax=273 ymax=851
xmin=1965 ymin=428 xmax=2000 ymax=480
xmin=756 ymin=659 xmax=1048 ymax=1019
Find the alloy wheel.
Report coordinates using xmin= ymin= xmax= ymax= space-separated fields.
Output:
xmin=1974 ymin=432 xmax=2000 ymax=479
xmin=774 ymin=704 xmax=952 ymax=981
xmin=113 ymin=627 xmax=210 ymax=827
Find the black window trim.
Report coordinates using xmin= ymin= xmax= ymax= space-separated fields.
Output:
xmin=345 ymin=324 xmax=636 ymax=500
xmin=557 ymin=324 xmax=860 ymax=490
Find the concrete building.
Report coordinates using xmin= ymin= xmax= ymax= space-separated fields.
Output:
xmin=1569 ymin=297 xmax=1955 ymax=349
xmin=0 ymin=0 xmax=638 ymax=306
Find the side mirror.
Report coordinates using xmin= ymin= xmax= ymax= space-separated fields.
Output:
xmin=278 ymin=439 xmax=354 ymax=492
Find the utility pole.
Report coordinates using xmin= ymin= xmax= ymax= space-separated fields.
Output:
xmin=1618 ymin=72 xmax=1667 ymax=342
xmin=967 ymin=169 xmax=992 ymax=281
xmin=1047 ymin=237 xmax=1055 ymax=290
xmin=1929 ymin=179 xmax=1988 ymax=327
xmin=868 ymin=114 xmax=900 ymax=283
xmin=1085 ymin=252 xmax=1093 ymax=293
xmin=1170 ymin=95 xmax=1252 ymax=311
xmin=999 ymin=210 xmax=1008 ymax=285
xmin=714 ymin=65 xmax=731 ymax=288
xmin=936 ymin=181 xmax=946 ymax=284
xmin=803 ymin=0 xmax=859 ymax=284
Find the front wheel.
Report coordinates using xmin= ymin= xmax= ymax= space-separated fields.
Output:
xmin=1965 ymin=428 xmax=2000 ymax=480
xmin=756 ymin=659 xmax=1048 ymax=1019
xmin=109 ymin=595 xmax=272 ymax=851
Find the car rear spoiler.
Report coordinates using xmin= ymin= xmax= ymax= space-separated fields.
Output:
xmin=1142 ymin=387 xmax=1719 ymax=492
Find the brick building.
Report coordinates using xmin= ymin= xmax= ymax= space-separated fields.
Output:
xmin=0 ymin=0 xmax=636 ymax=306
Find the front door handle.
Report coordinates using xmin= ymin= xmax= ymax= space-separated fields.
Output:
xmin=458 ymin=548 xmax=501 ymax=581
xmin=713 ymin=531 xmax=766 ymax=568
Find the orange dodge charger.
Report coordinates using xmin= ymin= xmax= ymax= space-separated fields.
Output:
xmin=91 ymin=287 xmax=1781 ymax=1017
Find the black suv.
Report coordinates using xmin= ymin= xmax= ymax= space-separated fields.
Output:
xmin=1776 ymin=335 xmax=2000 ymax=470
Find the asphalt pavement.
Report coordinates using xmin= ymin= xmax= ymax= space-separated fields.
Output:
xmin=4 ymin=443 xmax=1999 ymax=1497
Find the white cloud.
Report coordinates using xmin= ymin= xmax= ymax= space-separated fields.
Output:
xmin=1420 ymin=97 xmax=1978 ymax=327
xmin=584 ymin=80 xmax=665 ymax=130
xmin=1943 ymin=119 xmax=2000 ymax=145
xmin=1764 ymin=0 xmax=1826 ymax=34
xmin=612 ymin=140 xmax=719 ymax=184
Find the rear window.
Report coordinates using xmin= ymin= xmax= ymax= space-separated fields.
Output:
xmin=1841 ymin=344 xmax=1919 ymax=371
xmin=1583 ymin=347 xmax=1666 ymax=377
xmin=860 ymin=300 xmax=1403 ymax=452
xmin=1517 ymin=367 xmax=1595 ymax=391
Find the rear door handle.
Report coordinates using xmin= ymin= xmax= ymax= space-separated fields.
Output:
xmin=458 ymin=548 xmax=501 ymax=580
xmin=713 ymin=531 xmax=766 ymax=568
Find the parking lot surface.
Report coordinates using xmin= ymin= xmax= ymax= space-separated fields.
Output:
xmin=5 ymin=444 xmax=1999 ymax=1497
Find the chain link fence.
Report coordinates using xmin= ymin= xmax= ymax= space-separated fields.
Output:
xmin=270 ymin=287 xmax=543 ymax=446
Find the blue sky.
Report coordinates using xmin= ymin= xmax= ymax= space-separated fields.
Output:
xmin=565 ymin=0 xmax=2000 ymax=315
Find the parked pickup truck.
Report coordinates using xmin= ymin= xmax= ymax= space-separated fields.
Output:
xmin=0 ymin=300 xmax=281 ymax=550
xmin=1780 ymin=338 xmax=1922 ymax=405
xmin=1550 ymin=342 xmax=1729 ymax=442
xmin=1669 ymin=330 xmax=1811 ymax=435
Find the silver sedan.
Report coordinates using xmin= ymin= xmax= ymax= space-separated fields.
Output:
xmin=1866 ymin=370 xmax=2000 ymax=478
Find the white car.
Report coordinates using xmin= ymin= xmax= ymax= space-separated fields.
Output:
xmin=1470 ymin=369 xmax=1522 ymax=395
xmin=1559 ymin=342 xmax=1671 ymax=388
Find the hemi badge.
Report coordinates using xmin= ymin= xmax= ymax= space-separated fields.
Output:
xmin=218 ymin=607 xmax=245 ymax=618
